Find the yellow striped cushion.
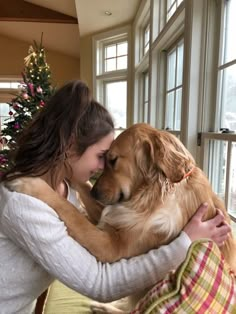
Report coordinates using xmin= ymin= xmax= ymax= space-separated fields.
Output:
xmin=132 ymin=240 xmax=236 ymax=314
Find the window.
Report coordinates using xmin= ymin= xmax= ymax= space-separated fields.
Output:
xmin=104 ymin=41 xmax=128 ymax=72
xmin=0 ymin=103 xmax=12 ymax=134
xmin=167 ymin=0 xmax=184 ymax=21
xmin=133 ymin=1 xmax=151 ymax=124
xmin=93 ymin=27 xmax=130 ymax=134
xmin=142 ymin=72 xmax=149 ymax=123
xmin=217 ymin=0 xmax=236 ymax=131
xmin=0 ymin=79 xmax=21 ymax=149
xmin=201 ymin=0 xmax=236 ymax=223
xmin=132 ymin=0 xmax=235 ymax=229
xmin=165 ymin=39 xmax=184 ymax=131
xmin=202 ymin=134 xmax=236 ymax=220
xmin=104 ymin=81 xmax=127 ymax=129
xmin=0 ymin=82 xmax=20 ymax=89
xmin=143 ymin=23 xmax=150 ymax=56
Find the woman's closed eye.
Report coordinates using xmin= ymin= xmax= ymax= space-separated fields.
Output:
xmin=98 ymin=154 xmax=105 ymax=160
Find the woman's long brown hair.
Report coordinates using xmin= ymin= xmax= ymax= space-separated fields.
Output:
xmin=2 ymin=80 xmax=114 ymax=183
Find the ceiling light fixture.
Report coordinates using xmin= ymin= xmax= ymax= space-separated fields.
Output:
xmin=105 ymin=11 xmax=112 ymax=16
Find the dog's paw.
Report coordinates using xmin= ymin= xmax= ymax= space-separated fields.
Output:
xmin=90 ymin=301 xmax=127 ymax=314
xmin=4 ymin=177 xmax=45 ymax=196
xmin=5 ymin=178 xmax=25 ymax=192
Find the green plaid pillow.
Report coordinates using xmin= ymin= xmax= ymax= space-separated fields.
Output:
xmin=132 ymin=240 xmax=236 ymax=314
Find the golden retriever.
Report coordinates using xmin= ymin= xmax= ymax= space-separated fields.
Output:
xmin=5 ymin=123 xmax=236 ymax=312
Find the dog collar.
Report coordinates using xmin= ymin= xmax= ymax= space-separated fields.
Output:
xmin=182 ymin=167 xmax=195 ymax=180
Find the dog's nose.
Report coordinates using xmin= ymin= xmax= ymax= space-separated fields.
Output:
xmin=118 ymin=191 xmax=124 ymax=202
xmin=90 ymin=186 xmax=99 ymax=200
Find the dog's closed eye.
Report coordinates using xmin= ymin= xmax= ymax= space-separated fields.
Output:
xmin=108 ymin=156 xmax=118 ymax=167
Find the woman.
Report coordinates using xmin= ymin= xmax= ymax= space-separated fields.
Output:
xmin=0 ymin=80 xmax=230 ymax=313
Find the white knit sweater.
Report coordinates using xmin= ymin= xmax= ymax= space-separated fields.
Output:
xmin=0 ymin=183 xmax=191 ymax=314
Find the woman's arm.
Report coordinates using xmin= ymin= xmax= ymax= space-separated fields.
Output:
xmin=1 ymin=186 xmax=190 ymax=302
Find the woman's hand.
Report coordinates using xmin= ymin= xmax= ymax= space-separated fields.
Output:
xmin=183 ymin=203 xmax=231 ymax=247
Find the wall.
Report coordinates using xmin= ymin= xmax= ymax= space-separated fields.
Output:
xmin=79 ymin=35 xmax=93 ymax=90
xmin=0 ymin=34 xmax=80 ymax=87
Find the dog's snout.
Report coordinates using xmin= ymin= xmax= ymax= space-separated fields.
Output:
xmin=119 ymin=191 xmax=124 ymax=202
xmin=90 ymin=187 xmax=99 ymax=200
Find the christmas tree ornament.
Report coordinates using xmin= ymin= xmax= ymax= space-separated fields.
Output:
xmin=22 ymin=93 xmax=29 ymax=99
xmin=14 ymin=122 xmax=20 ymax=129
xmin=37 ymin=86 xmax=43 ymax=93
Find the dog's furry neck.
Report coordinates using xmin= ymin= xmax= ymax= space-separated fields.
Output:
xmin=98 ymin=174 xmax=188 ymax=241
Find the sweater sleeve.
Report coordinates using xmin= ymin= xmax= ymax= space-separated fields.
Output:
xmin=1 ymin=188 xmax=191 ymax=302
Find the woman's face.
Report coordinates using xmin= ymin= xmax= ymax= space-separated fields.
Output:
xmin=67 ymin=132 xmax=114 ymax=184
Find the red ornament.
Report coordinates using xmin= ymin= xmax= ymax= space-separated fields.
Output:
xmin=9 ymin=111 xmax=13 ymax=116
xmin=14 ymin=122 xmax=20 ymax=129
xmin=40 ymin=100 xmax=45 ymax=107
xmin=13 ymin=103 xmax=19 ymax=110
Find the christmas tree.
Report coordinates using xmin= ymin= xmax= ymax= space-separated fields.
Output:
xmin=0 ymin=36 xmax=55 ymax=175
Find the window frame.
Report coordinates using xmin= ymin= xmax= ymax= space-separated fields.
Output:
xmin=164 ymin=37 xmax=184 ymax=132
xmin=92 ymin=25 xmax=131 ymax=129
xmin=199 ymin=0 xmax=236 ymax=220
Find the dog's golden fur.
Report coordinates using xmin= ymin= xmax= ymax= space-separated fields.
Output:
xmin=6 ymin=123 xmax=236 ymax=271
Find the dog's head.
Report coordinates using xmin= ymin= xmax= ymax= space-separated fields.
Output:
xmin=91 ymin=123 xmax=195 ymax=205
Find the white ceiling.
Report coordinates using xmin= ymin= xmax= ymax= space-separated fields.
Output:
xmin=0 ymin=0 xmax=140 ymax=58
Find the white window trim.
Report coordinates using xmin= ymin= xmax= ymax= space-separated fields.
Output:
xmin=92 ymin=25 xmax=131 ymax=97
xmin=92 ymin=25 xmax=132 ymax=127
xmin=150 ymin=0 xmax=184 ymax=129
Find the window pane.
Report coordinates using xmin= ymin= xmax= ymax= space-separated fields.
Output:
xmin=0 ymin=103 xmax=10 ymax=116
xmin=117 ymin=42 xmax=127 ymax=56
xmin=167 ymin=0 xmax=175 ymax=8
xmin=232 ymin=221 xmax=236 ymax=237
xmin=144 ymin=74 xmax=149 ymax=102
xmin=144 ymin=27 xmax=150 ymax=46
xmin=175 ymin=88 xmax=182 ymax=130
xmin=117 ymin=56 xmax=127 ymax=70
xmin=229 ymin=142 xmax=236 ymax=215
xmin=2 ymin=116 xmax=10 ymax=126
xmin=165 ymin=91 xmax=174 ymax=129
xmin=208 ymin=140 xmax=227 ymax=201
xmin=219 ymin=64 xmax=236 ymax=131
xmin=105 ymin=45 xmax=116 ymax=58
xmin=105 ymin=81 xmax=127 ymax=128
xmin=167 ymin=2 xmax=176 ymax=21
xmin=222 ymin=0 xmax=236 ymax=64
xmin=0 ymin=103 xmax=12 ymax=134
xmin=0 ymin=83 xmax=10 ymax=88
xmin=143 ymin=102 xmax=148 ymax=123
xmin=144 ymin=24 xmax=150 ymax=55
xmin=11 ymin=82 xmax=21 ymax=89
xmin=167 ymin=50 xmax=176 ymax=90
xmin=177 ymin=42 xmax=184 ymax=86
xmin=105 ymin=58 xmax=116 ymax=72
xmin=143 ymin=73 xmax=149 ymax=122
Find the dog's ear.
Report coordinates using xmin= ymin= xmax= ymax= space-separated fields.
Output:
xmin=135 ymin=137 xmax=156 ymax=179
xmin=135 ymin=130 xmax=195 ymax=183
xmin=151 ymin=131 xmax=195 ymax=183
